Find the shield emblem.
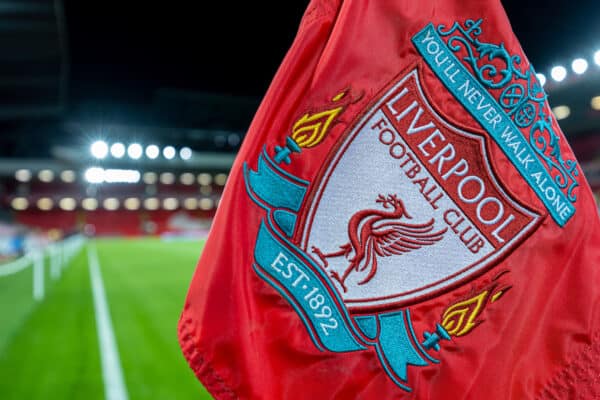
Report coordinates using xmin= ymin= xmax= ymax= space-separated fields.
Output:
xmin=299 ymin=68 xmax=541 ymax=311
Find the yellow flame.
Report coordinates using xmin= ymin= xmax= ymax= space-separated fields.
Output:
xmin=441 ymin=290 xmax=489 ymax=337
xmin=291 ymin=92 xmax=346 ymax=148
xmin=491 ymin=289 xmax=504 ymax=303
xmin=332 ymin=92 xmax=346 ymax=102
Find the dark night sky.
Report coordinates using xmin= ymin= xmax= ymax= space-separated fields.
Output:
xmin=63 ymin=0 xmax=600 ymax=102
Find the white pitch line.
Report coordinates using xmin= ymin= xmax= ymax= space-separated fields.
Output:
xmin=88 ymin=244 xmax=129 ymax=400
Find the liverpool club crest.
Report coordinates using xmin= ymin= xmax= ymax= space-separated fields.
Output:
xmin=243 ymin=21 xmax=546 ymax=391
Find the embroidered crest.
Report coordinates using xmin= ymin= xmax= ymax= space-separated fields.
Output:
xmin=243 ymin=20 xmax=547 ymax=392
xmin=300 ymin=70 xmax=539 ymax=310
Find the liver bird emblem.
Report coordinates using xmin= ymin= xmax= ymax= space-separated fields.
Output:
xmin=312 ymin=194 xmax=447 ymax=292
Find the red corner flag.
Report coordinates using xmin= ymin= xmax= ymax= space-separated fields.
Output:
xmin=179 ymin=1 xmax=600 ymax=398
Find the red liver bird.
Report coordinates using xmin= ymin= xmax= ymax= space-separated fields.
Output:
xmin=312 ymin=194 xmax=447 ymax=292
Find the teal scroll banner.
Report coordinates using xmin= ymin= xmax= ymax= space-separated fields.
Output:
xmin=243 ymin=149 xmax=442 ymax=391
xmin=412 ymin=24 xmax=574 ymax=226
xmin=254 ymin=218 xmax=366 ymax=353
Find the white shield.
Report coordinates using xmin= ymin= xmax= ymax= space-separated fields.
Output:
xmin=300 ymin=69 xmax=539 ymax=310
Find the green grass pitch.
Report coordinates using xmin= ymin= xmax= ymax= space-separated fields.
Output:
xmin=0 ymin=238 xmax=213 ymax=400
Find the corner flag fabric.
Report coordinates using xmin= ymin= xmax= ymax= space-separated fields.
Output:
xmin=179 ymin=0 xmax=600 ymax=398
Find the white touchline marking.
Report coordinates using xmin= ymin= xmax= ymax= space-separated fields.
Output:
xmin=88 ymin=244 xmax=129 ymax=400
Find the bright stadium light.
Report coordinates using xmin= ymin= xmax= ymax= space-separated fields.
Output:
xmin=550 ymin=66 xmax=567 ymax=82
xmin=11 ymin=197 xmax=28 ymax=210
xmin=197 ymin=173 xmax=212 ymax=186
xmin=85 ymin=167 xmax=105 ymax=184
xmin=38 ymin=169 xmax=55 ymax=183
xmin=536 ymin=73 xmax=546 ymax=87
xmin=199 ymin=198 xmax=214 ymax=210
xmin=143 ymin=172 xmax=158 ymax=184
xmin=163 ymin=146 xmax=176 ymax=160
xmin=104 ymin=169 xmax=141 ymax=183
xmin=571 ymin=58 xmax=588 ymax=75
xmin=60 ymin=170 xmax=76 ymax=183
xmin=146 ymin=145 xmax=160 ymax=159
xmin=183 ymin=198 xmax=198 ymax=210
xmin=111 ymin=142 xmax=126 ymax=158
xmin=591 ymin=96 xmax=600 ymax=111
xmin=37 ymin=197 xmax=54 ymax=211
xmin=85 ymin=168 xmax=139 ymax=184
xmin=180 ymin=147 xmax=192 ymax=160
xmin=552 ymin=105 xmax=571 ymax=120
xmin=82 ymin=198 xmax=98 ymax=211
xmin=163 ymin=197 xmax=179 ymax=210
xmin=594 ymin=50 xmax=600 ymax=66
xmin=160 ymin=172 xmax=175 ymax=185
xmin=103 ymin=198 xmax=120 ymax=211
xmin=124 ymin=197 xmax=141 ymax=210
xmin=127 ymin=143 xmax=143 ymax=159
xmin=91 ymin=140 xmax=109 ymax=159
xmin=59 ymin=198 xmax=77 ymax=211
xmin=143 ymin=197 xmax=159 ymax=210
xmin=214 ymin=173 xmax=228 ymax=186
xmin=180 ymin=172 xmax=195 ymax=185
xmin=15 ymin=169 xmax=32 ymax=182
